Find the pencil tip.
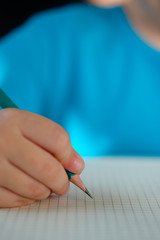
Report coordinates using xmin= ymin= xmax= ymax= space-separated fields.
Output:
xmin=85 ymin=188 xmax=93 ymax=199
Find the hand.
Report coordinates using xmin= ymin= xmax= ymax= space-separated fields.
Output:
xmin=0 ymin=109 xmax=84 ymax=208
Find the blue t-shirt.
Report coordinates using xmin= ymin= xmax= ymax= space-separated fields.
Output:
xmin=0 ymin=3 xmax=160 ymax=157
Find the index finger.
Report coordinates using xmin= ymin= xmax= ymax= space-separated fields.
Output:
xmin=16 ymin=109 xmax=84 ymax=173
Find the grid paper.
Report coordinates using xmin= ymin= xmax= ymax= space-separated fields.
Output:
xmin=1 ymin=157 xmax=160 ymax=240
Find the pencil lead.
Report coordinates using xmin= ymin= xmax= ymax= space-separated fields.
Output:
xmin=85 ymin=188 xmax=93 ymax=199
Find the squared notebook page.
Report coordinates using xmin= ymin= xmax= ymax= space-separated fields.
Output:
xmin=1 ymin=157 xmax=160 ymax=240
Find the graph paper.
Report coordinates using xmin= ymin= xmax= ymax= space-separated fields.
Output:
xmin=1 ymin=157 xmax=160 ymax=240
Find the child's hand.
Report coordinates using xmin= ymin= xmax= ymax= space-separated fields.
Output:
xmin=0 ymin=109 xmax=84 ymax=208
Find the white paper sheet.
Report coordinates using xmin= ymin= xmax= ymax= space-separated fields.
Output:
xmin=1 ymin=157 xmax=160 ymax=240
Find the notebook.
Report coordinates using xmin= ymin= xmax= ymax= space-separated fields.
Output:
xmin=1 ymin=157 xmax=160 ymax=240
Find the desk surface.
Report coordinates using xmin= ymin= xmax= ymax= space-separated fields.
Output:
xmin=1 ymin=157 xmax=160 ymax=240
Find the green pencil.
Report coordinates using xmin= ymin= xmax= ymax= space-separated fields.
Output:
xmin=0 ymin=88 xmax=93 ymax=199
xmin=0 ymin=88 xmax=18 ymax=108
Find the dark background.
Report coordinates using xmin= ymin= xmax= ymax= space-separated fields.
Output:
xmin=0 ymin=0 xmax=80 ymax=38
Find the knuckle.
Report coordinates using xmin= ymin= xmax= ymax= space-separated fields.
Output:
xmin=0 ymin=108 xmax=20 ymax=124
xmin=26 ymin=182 xmax=50 ymax=200
xmin=54 ymin=126 xmax=72 ymax=162
xmin=55 ymin=126 xmax=71 ymax=150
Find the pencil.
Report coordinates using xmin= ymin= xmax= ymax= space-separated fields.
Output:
xmin=0 ymin=88 xmax=93 ymax=199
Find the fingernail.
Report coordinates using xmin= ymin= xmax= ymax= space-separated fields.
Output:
xmin=69 ymin=151 xmax=84 ymax=173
